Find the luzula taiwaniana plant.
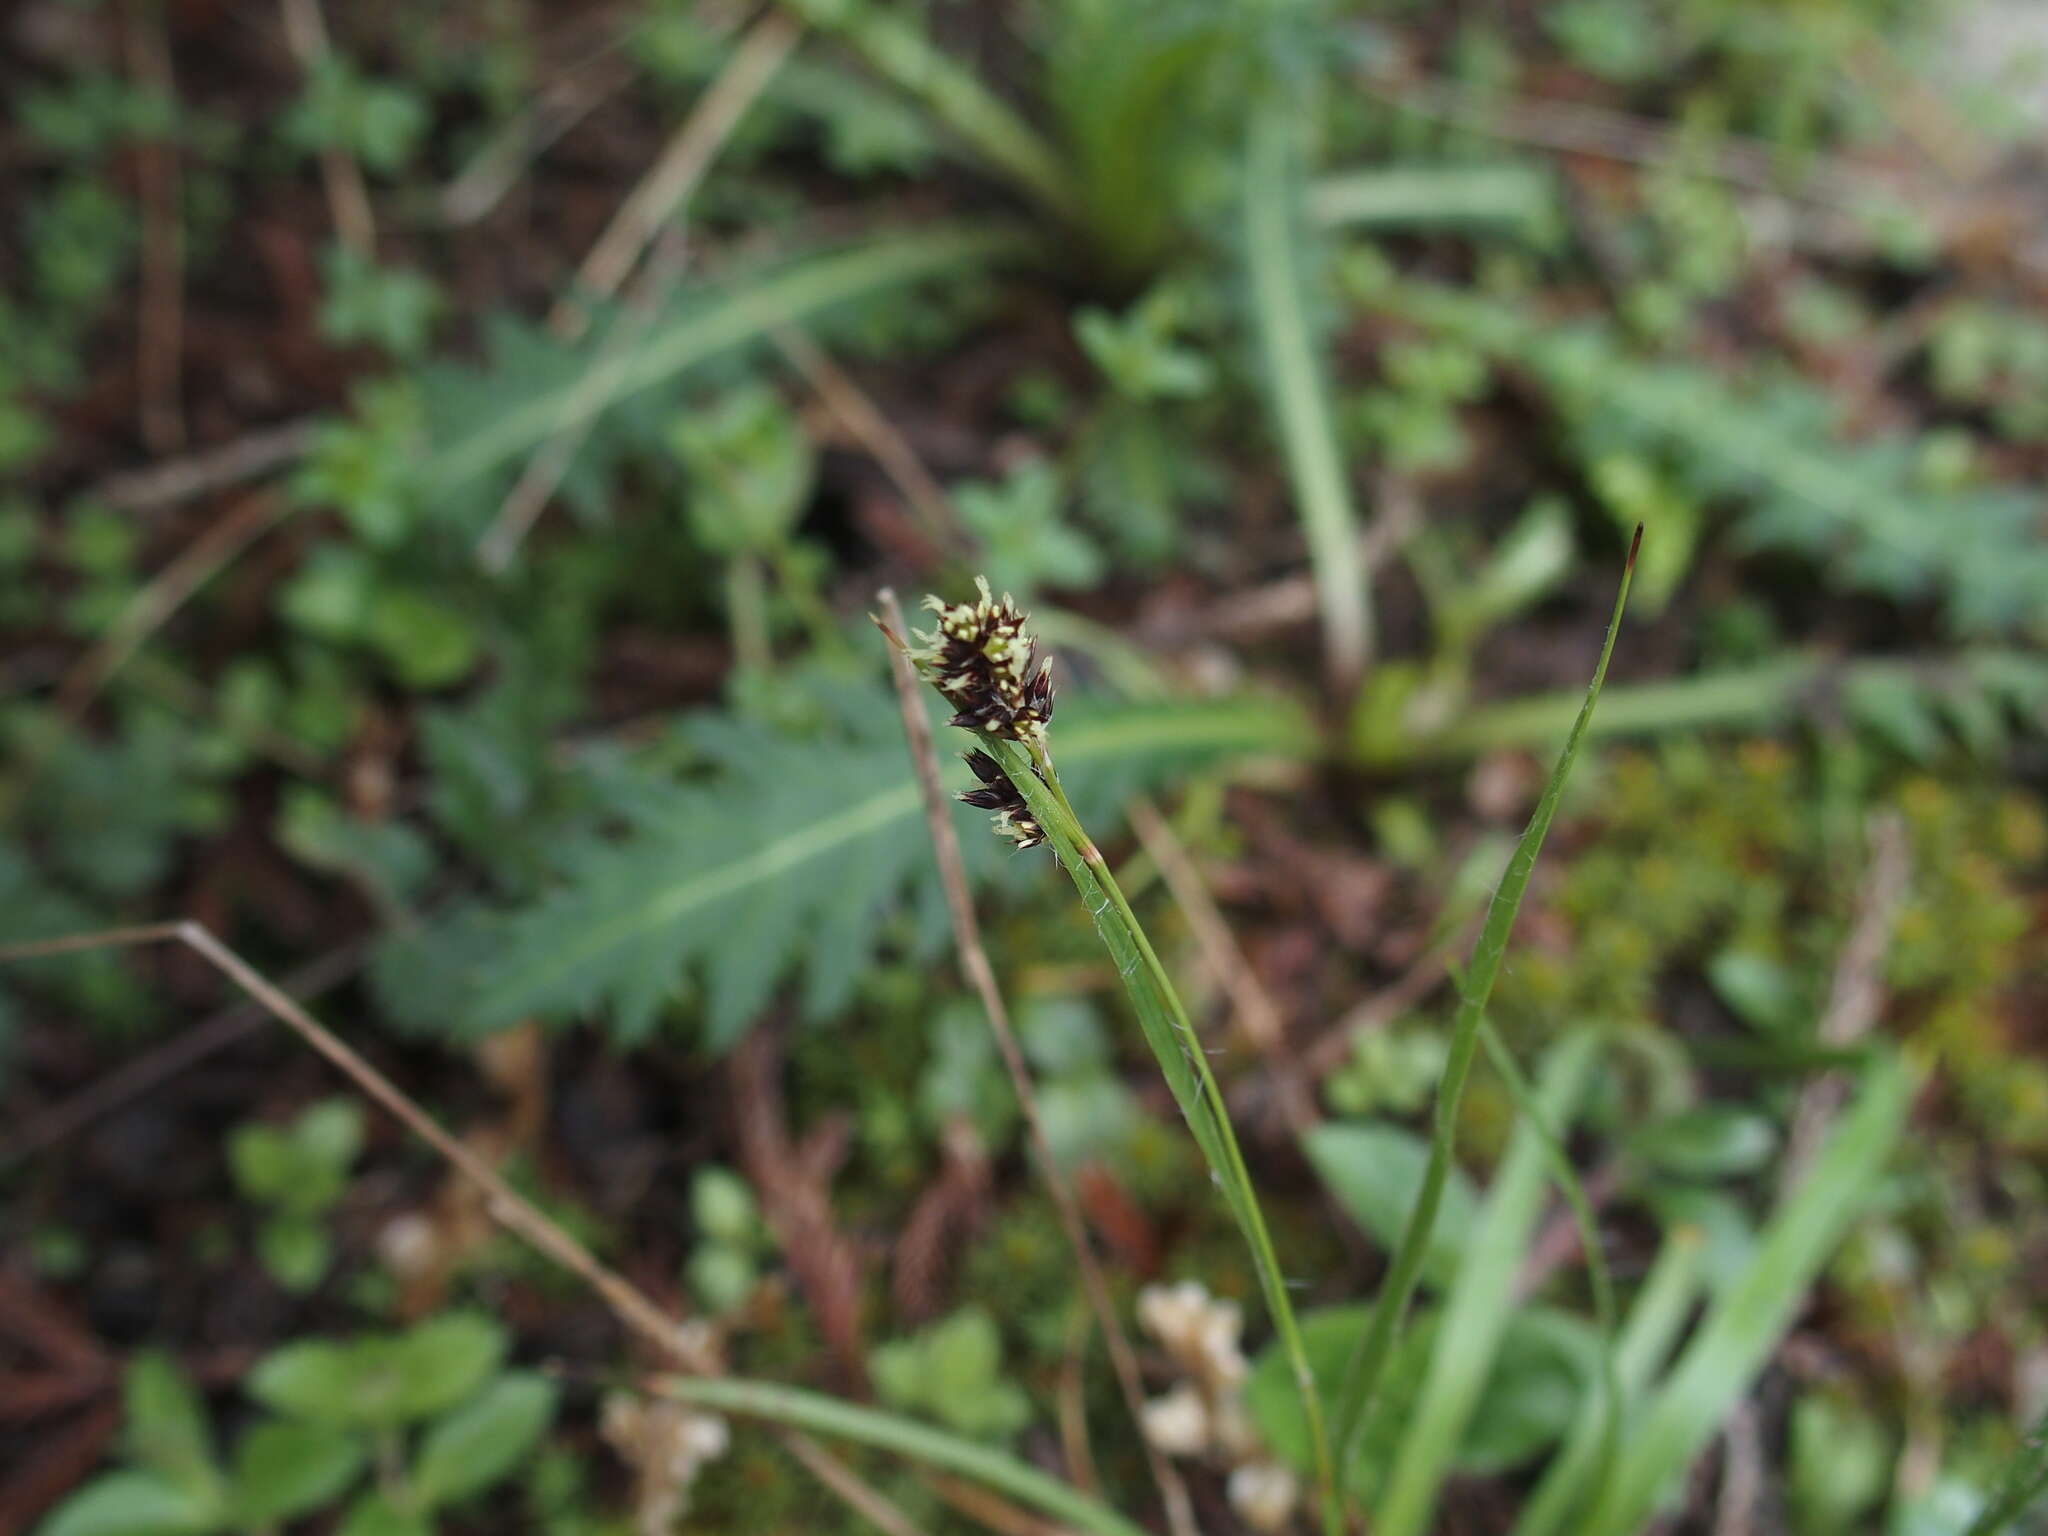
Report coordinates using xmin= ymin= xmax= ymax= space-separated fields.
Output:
xmin=891 ymin=577 xmax=1345 ymax=1533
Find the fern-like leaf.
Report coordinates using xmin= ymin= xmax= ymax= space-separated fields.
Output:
xmin=375 ymin=689 xmax=1313 ymax=1048
xmin=1405 ymin=283 xmax=2048 ymax=637
xmin=415 ymin=225 xmax=1028 ymax=530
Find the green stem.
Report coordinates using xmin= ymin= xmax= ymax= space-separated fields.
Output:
xmin=991 ymin=738 xmax=1343 ymax=1536
xmin=661 ymin=1375 xmax=1151 ymax=1536
xmin=727 ymin=554 xmax=772 ymax=674
xmin=1477 ymin=1021 xmax=1621 ymax=1517
xmin=1513 ymin=1226 xmax=1704 ymax=1536
xmin=1332 ymin=530 xmax=1639 ymax=1483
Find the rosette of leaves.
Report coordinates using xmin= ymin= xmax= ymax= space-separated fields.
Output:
xmin=36 ymin=1314 xmax=556 ymax=1536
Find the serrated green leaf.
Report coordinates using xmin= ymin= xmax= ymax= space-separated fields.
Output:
xmin=419 ymin=226 xmax=1026 ymax=519
xmin=380 ymin=691 xmax=1314 ymax=1046
xmin=1404 ymin=282 xmax=2048 ymax=637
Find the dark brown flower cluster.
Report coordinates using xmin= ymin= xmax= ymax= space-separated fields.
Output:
xmin=910 ymin=578 xmax=1055 ymax=743
xmin=959 ymin=749 xmax=1045 ymax=850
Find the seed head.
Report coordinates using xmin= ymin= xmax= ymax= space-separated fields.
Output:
xmin=910 ymin=577 xmax=1055 ymax=743
xmin=958 ymin=749 xmax=1046 ymax=850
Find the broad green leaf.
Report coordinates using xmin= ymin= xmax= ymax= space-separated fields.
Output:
xmin=229 ymin=1421 xmax=367 ymax=1525
xmin=34 ymin=1472 xmax=219 ymax=1536
xmin=257 ymin=1215 xmax=331 ymax=1292
xmin=383 ymin=1312 xmax=508 ymax=1421
xmin=410 ymin=1373 xmax=557 ymax=1508
xmin=122 ymin=1354 xmax=220 ymax=1507
xmin=1789 ymin=1394 xmax=1892 ymax=1534
xmin=1627 ymin=1106 xmax=1779 ymax=1180
xmin=1302 ymin=1122 xmax=1478 ymax=1290
xmin=1457 ymin=1310 xmax=1601 ymax=1472
xmin=249 ymin=1313 xmax=504 ymax=1427
xmin=246 ymin=1340 xmax=359 ymax=1425
xmin=336 ymin=1492 xmax=432 ymax=1536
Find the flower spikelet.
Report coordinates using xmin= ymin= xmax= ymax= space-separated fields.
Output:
xmin=959 ymin=749 xmax=1045 ymax=850
xmin=911 ymin=577 xmax=1055 ymax=742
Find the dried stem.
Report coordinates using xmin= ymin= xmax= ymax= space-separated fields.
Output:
xmin=550 ymin=9 xmax=802 ymax=337
xmin=277 ymin=0 xmax=375 ymax=253
xmin=878 ymin=590 xmax=1199 ymax=1536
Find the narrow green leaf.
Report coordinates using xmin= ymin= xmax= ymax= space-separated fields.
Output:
xmin=990 ymin=734 xmax=1341 ymax=1533
xmin=1965 ymin=1404 xmax=2048 ymax=1536
xmin=1334 ymin=530 xmax=1640 ymax=1479
xmin=1309 ymin=162 xmax=1556 ymax=233
xmin=1375 ymin=1033 xmax=1598 ymax=1536
xmin=660 ymin=1375 xmax=1150 ymax=1536
xmin=1580 ymin=1053 xmax=1915 ymax=1535
xmin=1303 ymin=1122 xmax=1480 ymax=1290
xmin=1244 ymin=101 xmax=1369 ymax=687
xmin=1513 ymin=1226 xmax=1705 ymax=1536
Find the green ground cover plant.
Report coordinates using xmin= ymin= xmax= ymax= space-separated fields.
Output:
xmin=5 ymin=0 xmax=2047 ymax=1531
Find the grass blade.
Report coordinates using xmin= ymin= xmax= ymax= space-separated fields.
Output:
xmin=1515 ymin=1226 xmax=1705 ymax=1536
xmin=1374 ymin=1031 xmax=1599 ymax=1536
xmin=986 ymin=735 xmax=1343 ymax=1535
xmin=1967 ymin=1404 xmax=2048 ymax=1535
xmin=1243 ymin=101 xmax=1370 ymax=689
xmin=661 ymin=1375 xmax=1150 ymax=1536
xmin=1579 ymin=1051 xmax=1916 ymax=1536
xmin=1309 ymin=162 xmax=1555 ymax=233
xmin=1333 ymin=528 xmax=1642 ymax=1480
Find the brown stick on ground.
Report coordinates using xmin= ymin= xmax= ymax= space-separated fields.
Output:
xmin=477 ymin=16 xmax=799 ymax=572
xmin=877 ymin=590 xmax=1200 ymax=1536
xmin=774 ymin=326 xmax=964 ymax=556
xmin=277 ymin=0 xmax=375 ymax=254
xmin=125 ymin=0 xmax=184 ymax=452
xmin=0 ymin=923 xmax=925 ymax=1535
xmin=550 ymin=8 xmax=802 ymax=337
xmin=1780 ymin=811 xmax=1911 ymax=1195
xmin=729 ymin=1024 xmax=872 ymax=1392
xmin=87 ymin=418 xmax=320 ymax=515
